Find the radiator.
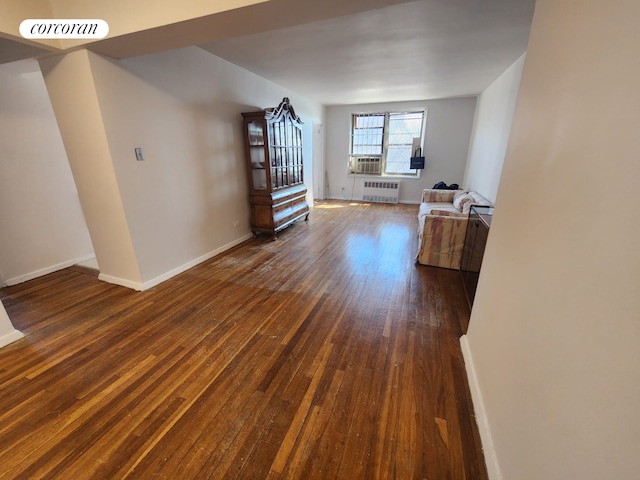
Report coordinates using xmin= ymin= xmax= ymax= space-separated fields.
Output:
xmin=362 ymin=181 xmax=400 ymax=204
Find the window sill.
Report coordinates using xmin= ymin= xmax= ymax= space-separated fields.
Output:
xmin=347 ymin=173 xmax=420 ymax=180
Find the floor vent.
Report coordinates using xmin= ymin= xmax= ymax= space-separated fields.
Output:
xmin=362 ymin=181 xmax=400 ymax=204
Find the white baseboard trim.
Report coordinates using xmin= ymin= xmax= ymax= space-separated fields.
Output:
xmin=323 ymin=195 xmax=418 ymax=205
xmin=97 ymin=273 xmax=145 ymax=291
xmin=5 ymin=253 xmax=97 ymax=286
xmin=6 ymin=235 xmax=253 ymax=292
xmin=0 ymin=329 xmax=25 ymax=349
xmin=140 ymin=234 xmax=254 ymax=291
xmin=75 ymin=256 xmax=99 ymax=270
xmin=460 ymin=334 xmax=502 ymax=480
xmin=99 ymin=234 xmax=254 ymax=292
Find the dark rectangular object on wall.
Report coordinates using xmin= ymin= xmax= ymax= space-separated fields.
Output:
xmin=410 ymin=156 xmax=425 ymax=169
xmin=410 ymin=147 xmax=425 ymax=169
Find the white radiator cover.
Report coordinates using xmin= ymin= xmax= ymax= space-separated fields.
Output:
xmin=362 ymin=181 xmax=400 ymax=204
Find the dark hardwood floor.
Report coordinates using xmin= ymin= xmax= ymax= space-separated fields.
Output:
xmin=0 ymin=200 xmax=486 ymax=479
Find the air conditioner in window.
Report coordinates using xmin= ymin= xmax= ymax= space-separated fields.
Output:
xmin=350 ymin=157 xmax=381 ymax=175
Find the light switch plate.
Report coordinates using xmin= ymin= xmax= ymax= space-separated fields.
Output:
xmin=135 ymin=147 xmax=144 ymax=161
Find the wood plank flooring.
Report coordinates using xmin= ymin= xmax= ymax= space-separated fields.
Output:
xmin=0 ymin=200 xmax=487 ymax=479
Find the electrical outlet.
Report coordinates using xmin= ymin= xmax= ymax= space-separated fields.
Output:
xmin=134 ymin=147 xmax=144 ymax=161
xmin=233 ymin=220 xmax=240 ymax=228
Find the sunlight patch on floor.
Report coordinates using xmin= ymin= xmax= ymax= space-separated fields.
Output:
xmin=312 ymin=202 xmax=375 ymax=209
xmin=314 ymin=203 xmax=346 ymax=209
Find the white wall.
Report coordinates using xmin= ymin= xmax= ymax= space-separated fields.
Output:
xmin=463 ymin=54 xmax=525 ymax=203
xmin=325 ymin=97 xmax=476 ymax=204
xmin=462 ymin=0 xmax=640 ymax=479
xmin=98 ymin=47 xmax=323 ymax=287
xmin=44 ymin=46 xmax=323 ymax=289
xmin=0 ymin=58 xmax=94 ymax=287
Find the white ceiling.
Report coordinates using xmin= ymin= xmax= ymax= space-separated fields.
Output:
xmin=0 ymin=0 xmax=536 ymax=106
xmin=200 ymin=0 xmax=536 ymax=105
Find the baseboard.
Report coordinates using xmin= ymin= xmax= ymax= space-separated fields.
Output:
xmin=460 ymin=334 xmax=502 ymax=480
xmin=324 ymin=194 xmax=419 ymax=205
xmin=140 ymin=233 xmax=254 ymax=290
xmin=98 ymin=233 xmax=254 ymax=292
xmin=75 ymin=256 xmax=99 ymax=271
xmin=0 ymin=329 xmax=25 ymax=349
xmin=5 ymin=253 xmax=96 ymax=286
xmin=98 ymin=273 xmax=145 ymax=291
xmin=7 ymin=235 xmax=254 ymax=292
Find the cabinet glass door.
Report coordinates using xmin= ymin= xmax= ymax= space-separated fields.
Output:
xmin=268 ymin=120 xmax=289 ymax=189
xmin=248 ymin=120 xmax=267 ymax=190
xmin=290 ymin=125 xmax=303 ymax=185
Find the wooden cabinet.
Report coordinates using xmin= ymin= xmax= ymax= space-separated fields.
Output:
xmin=241 ymin=98 xmax=309 ymax=239
xmin=461 ymin=205 xmax=493 ymax=307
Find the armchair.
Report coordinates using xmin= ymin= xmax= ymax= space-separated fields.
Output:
xmin=417 ymin=209 xmax=468 ymax=269
xmin=416 ymin=188 xmax=491 ymax=269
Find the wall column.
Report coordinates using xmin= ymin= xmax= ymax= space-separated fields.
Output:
xmin=462 ymin=0 xmax=640 ymax=478
xmin=39 ymin=50 xmax=143 ymax=289
xmin=0 ymin=300 xmax=23 ymax=349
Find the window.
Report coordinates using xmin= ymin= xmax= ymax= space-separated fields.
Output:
xmin=349 ymin=110 xmax=425 ymax=176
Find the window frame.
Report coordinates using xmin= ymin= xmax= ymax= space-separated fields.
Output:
xmin=348 ymin=109 xmax=426 ymax=178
